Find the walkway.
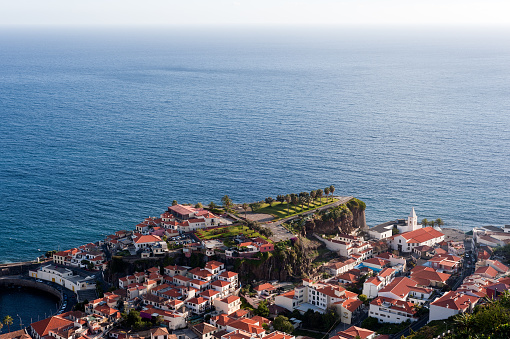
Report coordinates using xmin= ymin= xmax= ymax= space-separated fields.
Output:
xmin=266 ymin=196 xmax=354 ymax=242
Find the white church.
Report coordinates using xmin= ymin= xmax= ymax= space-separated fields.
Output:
xmin=368 ymin=207 xmax=422 ymax=240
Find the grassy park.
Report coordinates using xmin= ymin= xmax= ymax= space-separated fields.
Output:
xmin=253 ymin=198 xmax=337 ymax=220
xmin=195 ymin=225 xmax=268 ymax=241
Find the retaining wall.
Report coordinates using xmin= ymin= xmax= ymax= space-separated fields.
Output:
xmin=0 ymin=278 xmax=62 ymax=301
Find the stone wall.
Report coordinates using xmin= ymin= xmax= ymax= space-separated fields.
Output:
xmin=0 ymin=278 xmax=62 ymax=301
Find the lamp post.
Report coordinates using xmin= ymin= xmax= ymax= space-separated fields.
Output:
xmin=16 ymin=314 xmax=23 ymax=330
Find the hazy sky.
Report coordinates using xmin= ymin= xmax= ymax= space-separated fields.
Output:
xmin=1 ymin=0 xmax=509 ymax=26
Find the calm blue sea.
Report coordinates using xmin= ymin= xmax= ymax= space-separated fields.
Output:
xmin=1 ymin=26 xmax=509 ymax=264
xmin=0 ymin=287 xmax=59 ymax=333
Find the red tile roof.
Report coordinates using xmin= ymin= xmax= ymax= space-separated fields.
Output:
xmin=334 ymin=326 xmax=375 ymax=339
xmin=371 ymin=296 xmax=417 ymax=315
xmin=399 ymin=227 xmax=444 ymax=243
xmin=254 ymin=283 xmax=276 ymax=292
xmin=379 ymin=277 xmax=418 ymax=298
xmin=221 ymin=296 xmax=240 ymax=304
xmin=31 ymin=316 xmax=74 ymax=338
xmin=431 ymin=291 xmax=479 ymax=310
xmin=474 ymin=266 xmax=498 ymax=278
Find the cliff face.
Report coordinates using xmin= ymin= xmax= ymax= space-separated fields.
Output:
xmin=236 ymin=198 xmax=367 ymax=282
xmin=304 ymin=199 xmax=367 ymax=235
xmin=235 ymin=237 xmax=325 ymax=283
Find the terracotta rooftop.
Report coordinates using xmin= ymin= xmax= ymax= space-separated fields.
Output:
xmin=431 ymin=291 xmax=479 ymax=310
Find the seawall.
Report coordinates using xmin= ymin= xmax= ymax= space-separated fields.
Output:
xmin=0 ymin=278 xmax=63 ymax=301
xmin=0 ymin=260 xmax=48 ymax=277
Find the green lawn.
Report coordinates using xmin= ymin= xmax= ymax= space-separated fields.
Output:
xmin=254 ymin=198 xmax=337 ymax=220
xmin=195 ymin=225 xmax=268 ymax=241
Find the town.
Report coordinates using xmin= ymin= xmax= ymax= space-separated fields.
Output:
xmin=2 ymin=192 xmax=510 ymax=339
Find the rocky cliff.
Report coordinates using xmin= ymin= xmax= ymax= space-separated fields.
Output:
xmin=236 ymin=198 xmax=366 ymax=282
xmin=304 ymin=198 xmax=367 ymax=235
xmin=235 ymin=236 xmax=327 ymax=282
xmin=235 ymin=199 xmax=367 ymax=282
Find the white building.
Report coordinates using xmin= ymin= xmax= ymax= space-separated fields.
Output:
xmin=29 ymin=264 xmax=96 ymax=292
xmin=369 ymin=297 xmax=418 ymax=324
xmin=388 ymin=227 xmax=444 ymax=253
xmin=362 ymin=267 xmax=395 ymax=298
xmin=429 ymin=291 xmax=479 ymax=322
xmin=213 ymin=296 xmax=241 ymax=315
xmin=274 ymin=279 xmax=362 ymax=324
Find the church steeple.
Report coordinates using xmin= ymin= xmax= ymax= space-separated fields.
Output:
xmin=408 ymin=207 xmax=418 ymax=230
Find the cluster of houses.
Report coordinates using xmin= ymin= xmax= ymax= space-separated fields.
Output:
xmin=275 ymin=278 xmax=363 ymax=324
xmin=103 ymin=204 xmax=232 ymax=259
xmin=52 ymin=242 xmax=108 ymax=271
xmin=10 ymin=204 xmax=510 ymax=339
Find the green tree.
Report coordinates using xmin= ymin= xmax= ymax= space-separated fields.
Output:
xmin=358 ymin=294 xmax=368 ymax=304
xmin=285 ymin=194 xmax=291 ymax=213
xmin=265 ymin=197 xmax=274 ymax=207
xmin=273 ymin=315 xmax=294 ymax=334
xmin=255 ymin=300 xmax=270 ymax=318
xmin=116 ymin=299 xmax=125 ymax=313
xmin=276 ymin=195 xmax=285 ymax=204
xmin=329 ymin=185 xmax=335 ymax=200
xmin=124 ymin=310 xmax=142 ymax=329
xmin=324 ymin=186 xmax=330 ymax=201
xmin=421 ymin=218 xmax=429 ymax=227
xmin=222 ymin=195 xmax=232 ymax=211
xmin=310 ymin=190 xmax=316 ymax=203
xmin=250 ymin=202 xmax=262 ymax=212
xmin=291 ymin=194 xmax=299 ymax=210
xmin=242 ymin=203 xmax=249 ymax=218
xmin=0 ymin=322 xmax=3 ymax=333
xmin=435 ymin=218 xmax=444 ymax=228
xmin=298 ymin=196 xmax=306 ymax=211
xmin=209 ymin=201 xmax=218 ymax=209
xmin=172 ymin=200 xmax=178 ymax=206
xmin=195 ymin=202 xmax=203 ymax=209
xmin=316 ymin=189 xmax=323 ymax=202
xmin=3 ymin=316 xmax=13 ymax=333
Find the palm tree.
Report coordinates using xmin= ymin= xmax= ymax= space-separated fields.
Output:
xmin=172 ymin=200 xmax=178 ymax=206
xmin=305 ymin=194 xmax=312 ymax=208
xmin=285 ymin=194 xmax=291 ymax=214
xmin=310 ymin=190 xmax=316 ymax=204
xmin=3 ymin=316 xmax=13 ymax=333
xmin=324 ymin=187 xmax=330 ymax=202
xmin=298 ymin=196 xmax=306 ymax=211
xmin=435 ymin=218 xmax=444 ymax=228
xmin=242 ymin=203 xmax=249 ymax=218
xmin=421 ymin=218 xmax=429 ymax=227
xmin=454 ymin=312 xmax=472 ymax=334
xmin=329 ymin=185 xmax=335 ymax=200
xmin=316 ymin=189 xmax=323 ymax=203
xmin=222 ymin=195 xmax=232 ymax=212
xmin=291 ymin=194 xmax=299 ymax=211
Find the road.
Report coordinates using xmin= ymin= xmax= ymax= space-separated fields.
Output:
xmin=266 ymin=196 xmax=354 ymax=242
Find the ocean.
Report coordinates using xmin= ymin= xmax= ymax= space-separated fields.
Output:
xmin=1 ymin=26 xmax=509 ymax=263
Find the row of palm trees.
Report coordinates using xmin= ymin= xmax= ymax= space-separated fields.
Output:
xmin=221 ymin=186 xmax=336 ymax=218
xmin=269 ymin=185 xmax=336 ymax=214
xmin=421 ymin=218 xmax=445 ymax=227
xmin=0 ymin=315 xmax=13 ymax=333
